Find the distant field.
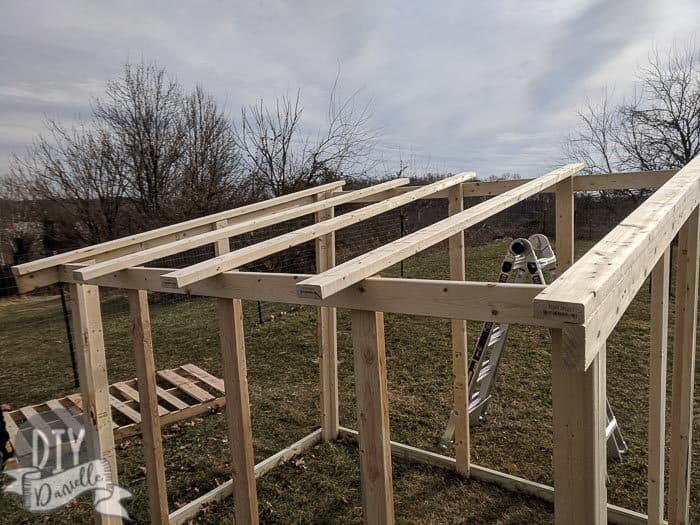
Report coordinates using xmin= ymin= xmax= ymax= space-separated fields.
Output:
xmin=1 ymin=239 xmax=698 ymax=524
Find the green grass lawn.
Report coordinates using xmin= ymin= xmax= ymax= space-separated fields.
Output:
xmin=1 ymin=239 xmax=698 ymax=523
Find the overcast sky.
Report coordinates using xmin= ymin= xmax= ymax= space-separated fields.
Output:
xmin=1 ymin=0 xmax=699 ymax=178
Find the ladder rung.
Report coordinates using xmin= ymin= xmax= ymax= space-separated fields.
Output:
xmin=606 ymin=418 xmax=617 ymax=439
xmin=477 ymin=364 xmax=493 ymax=382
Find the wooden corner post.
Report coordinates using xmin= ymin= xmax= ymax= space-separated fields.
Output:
xmin=128 ymin=289 xmax=169 ymax=524
xmin=68 ymin=283 xmax=122 ymax=525
xmin=551 ymin=329 xmax=607 ymax=524
xmin=669 ymin=207 xmax=700 ymax=525
xmin=447 ymin=184 xmax=469 ymax=475
xmin=315 ymin=191 xmax=339 ymax=441
xmin=214 ymin=220 xmax=259 ymax=524
xmin=351 ymin=310 xmax=394 ymax=525
xmin=552 ymin=175 xmax=607 ymax=524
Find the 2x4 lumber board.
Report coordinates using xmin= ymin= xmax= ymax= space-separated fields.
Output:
xmin=68 ymin=283 xmax=122 ymax=525
xmin=160 ymin=172 xmax=474 ymax=288
xmin=180 ymin=364 xmax=225 ymax=394
xmin=74 ymin=178 xmax=408 ymax=283
xmin=157 ymin=370 xmax=215 ymax=403
xmin=298 ymin=163 xmax=584 ymax=299
xmin=668 ymin=208 xmax=700 ymax=525
xmin=217 ymin=297 xmax=259 ymax=525
xmin=343 ymin=169 xmax=677 ymax=202
xmin=337 ymin=427 xmax=651 ymax=525
xmin=554 ymin=176 xmax=575 ymax=272
xmin=534 ymin=157 xmax=700 ymax=370
xmin=12 ymin=182 xmax=344 ymax=293
xmin=315 ymin=190 xmax=339 ymax=441
xmin=447 ymin=184 xmax=469 ymax=476
xmin=61 ymin=265 xmax=562 ymax=328
xmin=168 ymin=429 xmax=322 ymax=525
xmin=551 ymin=329 xmax=607 ymax=525
xmin=648 ymin=249 xmax=670 ymax=525
xmin=128 ymin=289 xmax=170 ymax=525
xmin=351 ymin=310 xmax=395 ymax=525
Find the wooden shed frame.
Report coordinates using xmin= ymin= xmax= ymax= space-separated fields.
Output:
xmin=10 ymin=158 xmax=700 ymax=525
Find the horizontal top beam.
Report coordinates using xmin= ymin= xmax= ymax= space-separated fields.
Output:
xmin=534 ymin=156 xmax=700 ymax=370
xmin=59 ymin=264 xmax=560 ymax=327
xmin=296 ymin=163 xmax=584 ymax=299
xmin=159 ymin=171 xmax=475 ymax=289
xmin=72 ymin=178 xmax=408 ymax=283
xmin=341 ymin=170 xmax=677 ymax=202
xmin=11 ymin=181 xmax=346 ymax=293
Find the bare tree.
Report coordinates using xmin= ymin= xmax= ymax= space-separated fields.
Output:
xmin=94 ymin=61 xmax=184 ymax=223
xmin=618 ymin=44 xmax=700 ymax=170
xmin=234 ymin=79 xmax=376 ymax=197
xmin=178 ymin=86 xmax=247 ymax=217
xmin=565 ymin=42 xmax=700 ymax=173
xmin=9 ymin=120 xmax=128 ymax=244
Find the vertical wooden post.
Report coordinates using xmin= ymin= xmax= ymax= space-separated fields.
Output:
xmin=447 ymin=184 xmax=469 ymax=475
xmin=551 ymin=328 xmax=607 ymax=525
xmin=128 ymin=289 xmax=169 ymax=524
xmin=555 ymin=176 xmax=574 ymax=272
xmin=214 ymin=220 xmax=259 ymax=524
xmin=553 ymin=176 xmax=605 ymax=523
xmin=69 ymin=283 xmax=122 ymax=525
xmin=351 ymin=310 xmax=394 ymax=525
xmin=668 ymin=207 xmax=699 ymax=525
xmin=648 ymin=248 xmax=670 ymax=525
xmin=315 ymin=191 xmax=339 ymax=441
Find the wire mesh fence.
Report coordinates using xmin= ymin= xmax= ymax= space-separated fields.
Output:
xmin=0 ymin=187 xmax=645 ymax=390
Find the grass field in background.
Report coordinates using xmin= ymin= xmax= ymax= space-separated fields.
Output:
xmin=1 ymin=239 xmax=699 ymax=524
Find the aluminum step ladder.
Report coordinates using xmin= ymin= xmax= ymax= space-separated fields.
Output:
xmin=441 ymin=234 xmax=628 ymax=461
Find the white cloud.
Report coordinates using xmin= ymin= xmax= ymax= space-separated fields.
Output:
xmin=1 ymin=0 xmax=699 ymax=178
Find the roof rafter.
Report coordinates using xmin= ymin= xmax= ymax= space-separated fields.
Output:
xmin=73 ymin=178 xmax=409 ymax=283
xmin=159 ymin=171 xmax=476 ymax=289
xmin=12 ymin=180 xmax=346 ymax=293
xmin=295 ymin=163 xmax=584 ymax=299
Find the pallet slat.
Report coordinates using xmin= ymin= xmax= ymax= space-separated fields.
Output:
xmin=113 ymin=382 xmax=169 ymax=416
xmin=158 ymin=369 xmax=215 ymax=402
xmin=180 ymin=364 xmax=226 ymax=393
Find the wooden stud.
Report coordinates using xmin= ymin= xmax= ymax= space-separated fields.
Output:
xmin=648 ymin=248 xmax=670 ymax=524
xmin=315 ymin=190 xmax=339 ymax=441
xmin=128 ymin=289 xmax=169 ymax=524
xmin=298 ymin=163 xmax=583 ymax=299
xmin=217 ymin=298 xmax=258 ymax=524
xmin=668 ymin=207 xmax=700 ymax=525
xmin=351 ymin=310 xmax=394 ymax=525
xmin=551 ymin=328 xmax=607 ymax=525
xmin=69 ymin=283 xmax=122 ymax=525
xmin=447 ymin=184 xmax=469 ymax=476
xmin=554 ymin=176 xmax=575 ymax=272
xmin=214 ymin=220 xmax=259 ymax=524
xmin=161 ymin=172 xmax=471 ymax=289
xmin=61 ymin=265 xmax=560 ymax=328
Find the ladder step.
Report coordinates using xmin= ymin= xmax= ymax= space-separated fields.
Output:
xmin=477 ymin=364 xmax=493 ymax=383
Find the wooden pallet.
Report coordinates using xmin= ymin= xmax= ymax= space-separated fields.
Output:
xmin=6 ymin=363 xmax=226 ymax=458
